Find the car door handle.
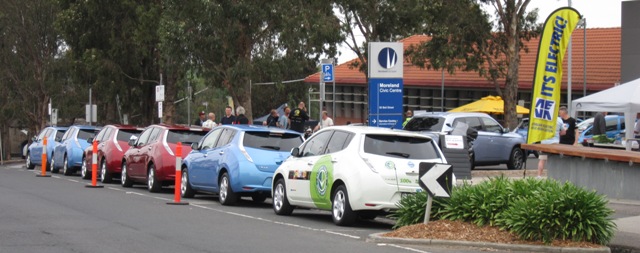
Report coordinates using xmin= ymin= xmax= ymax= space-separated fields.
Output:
xmin=307 ymin=161 xmax=314 ymax=165
xmin=219 ymin=151 xmax=224 ymax=155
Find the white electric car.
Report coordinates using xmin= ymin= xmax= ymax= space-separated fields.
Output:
xmin=272 ymin=126 xmax=447 ymax=226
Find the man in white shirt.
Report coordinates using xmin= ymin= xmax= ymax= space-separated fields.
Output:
xmin=314 ymin=111 xmax=334 ymax=132
xmin=202 ymin=112 xmax=218 ymax=128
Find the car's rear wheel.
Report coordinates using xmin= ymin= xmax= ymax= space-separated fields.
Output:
xmin=507 ymin=147 xmax=525 ymax=170
xmin=62 ymin=155 xmax=73 ymax=176
xmin=218 ymin=172 xmax=238 ymax=206
xmin=121 ymin=161 xmax=133 ymax=187
xmin=81 ymin=158 xmax=90 ymax=179
xmin=26 ymin=152 xmax=34 ymax=170
xmin=180 ymin=169 xmax=195 ymax=198
xmin=273 ymin=178 xmax=293 ymax=215
xmin=147 ymin=164 xmax=162 ymax=193
xmin=50 ymin=154 xmax=58 ymax=173
xmin=100 ymin=159 xmax=112 ymax=183
xmin=332 ymin=185 xmax=356 ymax=226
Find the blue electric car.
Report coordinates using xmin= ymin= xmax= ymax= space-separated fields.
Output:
xmin=26 ymin=126 xmax=68 ymax=170
xmin=51 ymin=125 xmax=101 ymax=175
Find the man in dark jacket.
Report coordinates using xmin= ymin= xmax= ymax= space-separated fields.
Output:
xmin=193 ymin=111 xmax=206 ymax=126
xmin=220 ymin=106 xmax=236 ymax=125
xmin=289 ymin=102 xmax=309 ymax=133
xmin=593 ymin=112 xmax=607 ymax=135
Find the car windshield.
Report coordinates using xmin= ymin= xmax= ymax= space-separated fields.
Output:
xmin=243 ymin=131 xmax=303 ymax=151
xmin=166 ymin=130 xmax=207 ymax=144
xmin=363 ymin=134 xmax=440 ymax=160
xmin=117 ymin=129 xmax=143 ymax=142
xmin=77 ymin=129 xmax=97 ymax=140
xmin=404 ymin=117 xmax=445 ymax=132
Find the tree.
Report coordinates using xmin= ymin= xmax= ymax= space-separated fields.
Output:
xmin=406 ymin=0 xmax=540 ymax=129
xmin=0 ymin=0 xmax=71 ymax=133
xmin=335 ymin=0 xmax=436 ymax=80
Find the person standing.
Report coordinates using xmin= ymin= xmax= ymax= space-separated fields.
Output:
xmin=278 ymin=106 xmax=291 ymax=129
xmin=234 ymin=106 xmax=249 ymax=124
xmin=220 ymin=106 xmax=236 ymax=125
xmin=402 ymin=109 xmax=413 ymax=128
xmin=289 ymin=102 xmax=309 ymax=133
xmin=263 ymin=109 xmax=279 ymax=127
xmin=193 ymin=111 xmax=206 ymax=126
xmin=537 ymin=115 xmax=564 ymax=178
xmin=593 ymin=112 xmax=607 ymax=136
xmin=314 ymin=111 xmax=334 ymax=131
xmin=559 ymin=106 xmax=578 ymax=145
xmin=202 ymin=112 xmax=217 ymax=128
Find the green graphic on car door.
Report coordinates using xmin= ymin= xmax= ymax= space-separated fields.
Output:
xmin=309 ymin=155 xmax=334 ymax=210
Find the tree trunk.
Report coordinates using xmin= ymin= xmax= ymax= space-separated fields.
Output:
xmin=162 ymin=70 xmax=178 ymax=125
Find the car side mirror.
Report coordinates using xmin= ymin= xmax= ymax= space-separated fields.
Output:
xmin=55 ymin=137 xmax=62 ymax=142
xmin=191 ymin=142 xmax=199 ymax=150
xmin=128 ymin=139 xmax=136 ymax=147
xmin=86 ymin=138 xmax=93 ymax=144
xmin=290 ymin=147 xmax=300 ymax=157
xmin=503 ymin=128 xmax=510 ymax=133
xmin=31 ymin=136 xmax=37 ymax=142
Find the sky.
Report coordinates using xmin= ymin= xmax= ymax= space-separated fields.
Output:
xmin=336 ymin=0 xmax=624 ymax=63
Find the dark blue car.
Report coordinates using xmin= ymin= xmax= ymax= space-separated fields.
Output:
xmin=51 ymin=125 xmax=101 ymax=175
xmin=181 ymin=125 xmax=303 ymax=205
xmin=26 ymin=126 xmax=68 ymax=170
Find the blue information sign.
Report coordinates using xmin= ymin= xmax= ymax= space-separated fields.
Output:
xmin=368 ymin=78 xmax=403 ymax=129
xmin=322 ymin=64 xmax=334 ymax=82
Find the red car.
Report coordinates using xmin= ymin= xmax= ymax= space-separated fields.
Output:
xmin=121 ymin=124 xmax=208 ymax=192
xmin=81 ymin=125 xmax=144 ymax=183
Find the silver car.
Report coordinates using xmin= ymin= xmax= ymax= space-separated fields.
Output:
xmin=404 ymin=112 xmax=526 ymax=170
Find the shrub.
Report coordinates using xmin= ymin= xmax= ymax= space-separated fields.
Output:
xmin=498 ymin=181 xmax=617 ymax=245
xmin=389 ymin=191 xmax=446 ymax=229
xmin=438 ymin=176 xmax=511 ymax=226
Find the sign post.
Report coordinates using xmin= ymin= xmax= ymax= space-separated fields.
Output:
xmin=156 ymin=81 xmax=165 ymax=123
xmin=418 ymin=163 xmax=453 ymax=224
xmin=368 ymin=43 xmax=404 ymax=129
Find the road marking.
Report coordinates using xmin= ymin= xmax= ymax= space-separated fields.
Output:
xmin=323 ymin=230 xmax=361 ymax=239
xmin=153 ymin=196 xmax=170 ymax=201
xmin=107 ymin=187 xmax=124 ymax=191
xmin=378 ymin=243 xmax=432 ymax=253
xmin=52 ymin=176 xmax=61 ymax=179
xmin=126 ymin=191 xmax=145 ymax=196
xmin=67 ymin=179 xmax=79 ymax=183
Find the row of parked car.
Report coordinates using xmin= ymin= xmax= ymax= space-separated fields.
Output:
xmin=26 ymin=123 xmax=447 ymax=226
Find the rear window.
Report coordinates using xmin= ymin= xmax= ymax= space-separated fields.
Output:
xmin=166 ymin=130 xmax=207 ymax=144
xmin=55 ymin=130 xmax=66 ymax=140
xmin=404 ymin=117 xmax=445 ymax=132
xmin=117 ymin=129 xmax=143 ymax=142
xmin=243 ymin=131 xmax=303 ymax=151
xmin=77 ymin=129 xmax=98 ymax=140
xmin=364 ymin=134 xmax=440 ymax=160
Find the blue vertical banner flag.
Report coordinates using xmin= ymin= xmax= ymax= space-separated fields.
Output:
xmin=528 ymin=7 xmax=582 ymax=144
xmin=368 ymin=42 xmax=404 ymax=129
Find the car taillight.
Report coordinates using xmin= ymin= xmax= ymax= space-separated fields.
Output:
xmin=239 ymin=145 xmax=254 ymax=163
xmin=163 ymin=138 xmax=175 ymax=156
xmin=361 ymin=157 xmax=377 ymax=173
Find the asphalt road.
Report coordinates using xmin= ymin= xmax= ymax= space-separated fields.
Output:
xmin=0 ymin=162 xmax=531 ymax=253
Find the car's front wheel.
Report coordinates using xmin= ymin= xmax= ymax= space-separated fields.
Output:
xmin=81 ymin=158 xmax=90 ymax=179
xmin=218 ymin=172 xmax=238 ymax=206
xmin=272 ymin=178 xmax=293 ymax=215
xmin=62 ymin=155 xmax=73 ymax=176
xmin=26 ymin=152 xmax=34 ymax=170
xmin=507 ymin=147 xmax=525 ymax=170
xmin=100 ymin=159 xmax=112 ymax=183
xmin=180 ymin=169 xmax=195 ymax=198
xmin=332 ymin=185 xmax=356 ymax=226
xmin=121 ymin=161 xmax=133 ymax=187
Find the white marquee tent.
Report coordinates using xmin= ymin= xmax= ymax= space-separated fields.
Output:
xmin=571 ymin=77 xmax=640 ymax=150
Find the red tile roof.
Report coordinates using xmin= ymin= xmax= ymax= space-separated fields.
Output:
xmin=305 ymin=28 xmax=621 ymax=92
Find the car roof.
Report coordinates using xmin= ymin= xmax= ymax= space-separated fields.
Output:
xmin=412 ymin=111 xmax=489 ymax=118
xmin=218 ymin=124 xmax=302 ymax=135
xmin=148 ymin=124 xmax=208 ymax=132
xmin=48 ymin=126 xmax=68 ymax=131
xmin=69 ymin=125 xmax=101 ymax=130
xmin=323 ymin=125 xmax=434 ymax=139
xmin=106 ymin=124 xmax=144 ymax=131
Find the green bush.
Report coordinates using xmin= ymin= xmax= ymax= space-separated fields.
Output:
xmin=389 ymin=177 xmax=617 ymax=245
xmin=498 ymin=181 xmax=617 ymax=245
xmin=438 ymin=176 xmax=511 ymax=226
xmin=389 ymin=191 xmax=447 ymax=229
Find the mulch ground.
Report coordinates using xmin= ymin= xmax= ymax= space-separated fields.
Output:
xmin=383 ymin=220 xmax=604 ymax=248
